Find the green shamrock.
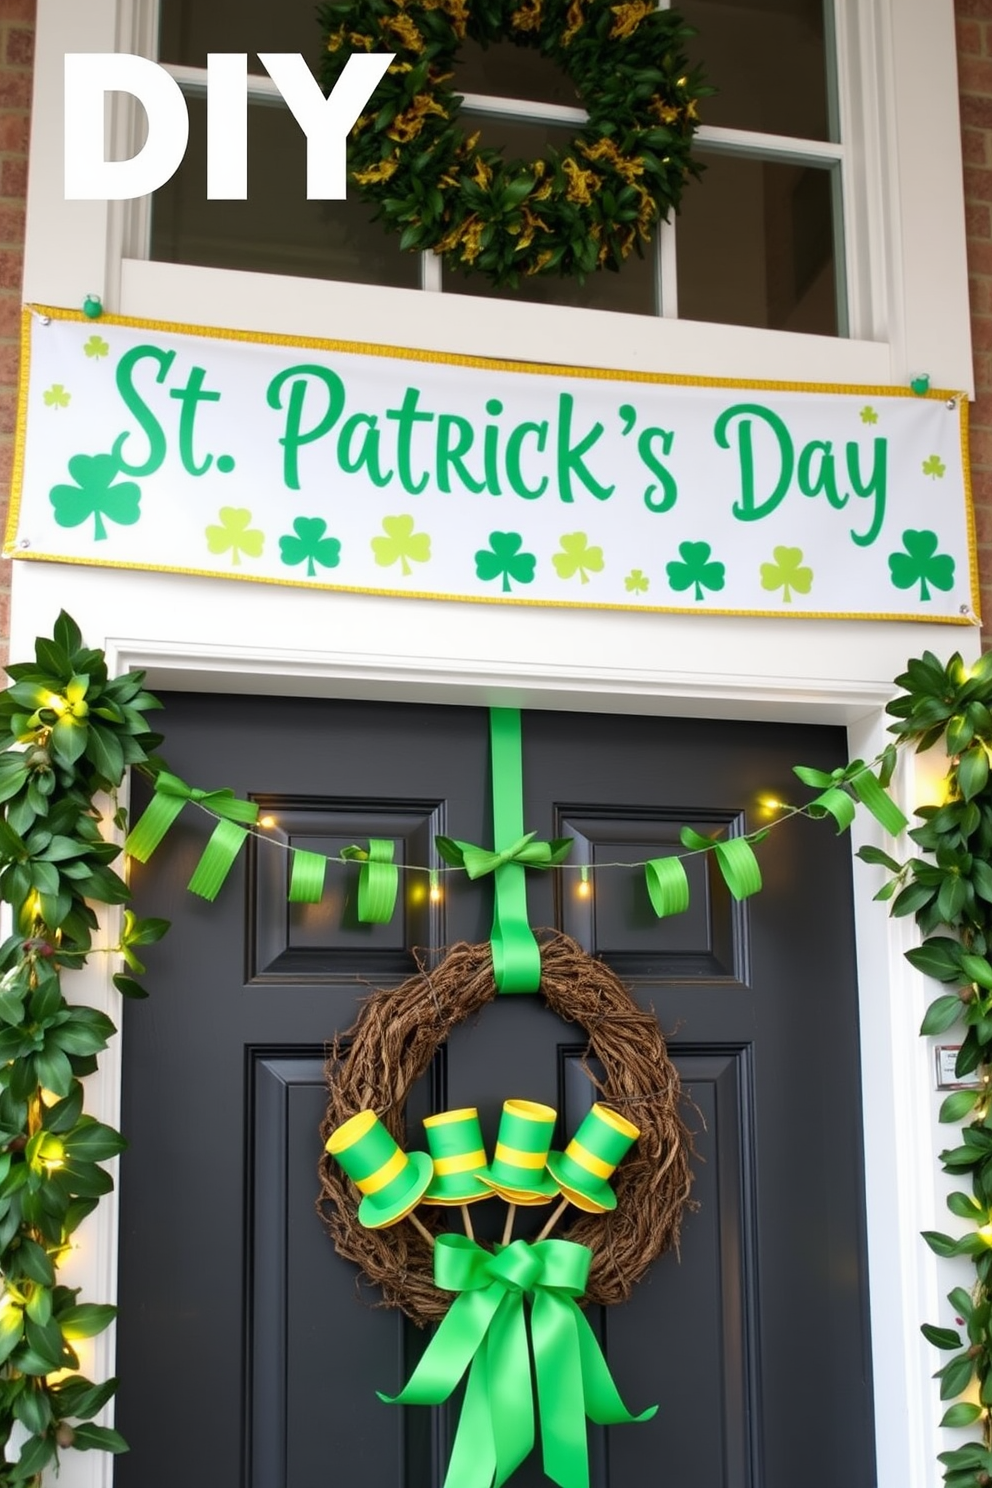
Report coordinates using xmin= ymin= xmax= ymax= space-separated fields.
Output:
xmin=552 ymin=532 xmax=604 ymax=584
xmin=43 ymin=384 xmax=70 ymax=409
xmin=760 ymin=546 xmax=813 ymax=603
xmin=279 ymin=517 xmax=341 ymax=578
xmin=624 ymin=569 xmax=649 ymax=593
xmin=205 ymin=508 xmax=264 ymax=566
xmin=888 ymin=529 xmax=955 ymax=601
xmin=666 ymin=541 xmax=725 ymax=602
xmin=49 ymin=453 xmax=141 ymax=542
xmin=83 ymin=335 xmax=109 ymax=360
xmin=371 ymin=514 xmax=431 ymax=576
xmin=475 ymin=532 xmax=536 ymax=593
xmin=860 ymin=406 xmax=878 ymax=424
xmin=922 ymin=454 xmax=946 ymax=479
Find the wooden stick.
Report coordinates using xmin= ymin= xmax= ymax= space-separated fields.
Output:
xmin=535 ymin=1197 xmax=570 ymax=1243
xmin=501 ymin=1204 xmax=517 ymax=1247
xmin=461 ymin=1204 xmax=475 ymax=1241
xmin=408 ymin=1211 xmax=435 ymax=1247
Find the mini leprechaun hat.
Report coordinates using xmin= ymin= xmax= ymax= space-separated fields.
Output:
xmin=325 ymin=1110 xmax=433 ymax=1229
xmin=422 ymin=1107 xmax=491 ymax=1205
xmin=479 ymin=1098 xmax=560 ymax=1205
xmin=546 ymin=1102 xmax=640 ymax=1213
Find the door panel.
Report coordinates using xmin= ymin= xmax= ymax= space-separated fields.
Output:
xmin=114 ymin=696 xmax=874 ymax=1487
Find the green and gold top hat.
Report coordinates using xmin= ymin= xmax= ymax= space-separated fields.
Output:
xmin=480 ymin=1098 xmax=560 ymax=1205
xmin=546 ymin=1103 xmax=640 ymax=1213
xmin=325 ymin=1110 xmax=433 ymax=1229
xmin=422 ymin=1107 xmax=491 ymax=1205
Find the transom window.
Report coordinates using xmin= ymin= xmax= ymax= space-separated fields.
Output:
xmin=153 ymin=0 xmax=842 ymax=334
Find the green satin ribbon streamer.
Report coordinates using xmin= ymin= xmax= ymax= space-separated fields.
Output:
xmin=380 ymin=1236 xmax=655 ymax=1488
xmin=340 ymin=839 xmax=398 ymax=923
xmin=435 ymin=709 xmax=571 ymax=993
xmin=850 ymin=768 xmax=909 ymax=836
xmin=125 ymin=771 xmax=259 ymax=901
xmin=795 ymin=759 xmax=907 ymax=837
xmin=289 ymin=848 xmax=327 ymax=904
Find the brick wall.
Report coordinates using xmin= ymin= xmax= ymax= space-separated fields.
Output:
xmin=0 ymin=0 xmax=32 ymax=660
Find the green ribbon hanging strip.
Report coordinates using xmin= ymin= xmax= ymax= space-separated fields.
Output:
xmin=435 ymin=709 xmax=571 ymax=993
xmin=380 ymin=1236 xmax=655 ymax=1488
xmin=341 ymin=839 xmax=399 ymax=923
xmin=125 ymin=771 xmax=259 ymax=902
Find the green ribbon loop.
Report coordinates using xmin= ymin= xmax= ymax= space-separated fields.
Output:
xmin=644 ymin=856 xmax=690 ymax=918
xmin=289 ymin=848 xmax=327 ymax=904
xmin=435 ymin=709 xmax=572 ymax=994
xmin=807 ymin=785 xmax=857 ymax=833
xmin=380 ymin=1237 xmax=654 ymax=1488
xmin=340 ymin=839 xmax=398 ymax=924
xmin=124 ymin=771 xmax=259 ymax=901
xmin=850 ymin=768 xmax=909 ymax=837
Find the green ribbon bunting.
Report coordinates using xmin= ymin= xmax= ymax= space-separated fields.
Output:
xmin=644 ymin=856 xmax=690 ymax=919
xmin=807 ymin=786 xmax=857 ymax=833
xmin=850 ymin=768 xmax=909 ymax=837
xmin=679 ymin=826 xmax=763 ymax=901
xmin=289 ymin=848 xmax=327 ymax=904
xmin=380 ymin=1236 xmax=655 ymax=1488
xmin=435 ymin=709 xmax=571 ymax=994
xmin=340 ymin=839 xmax=399 ymax=923
xmin=125 ymin=771 xmax=259 ymax=901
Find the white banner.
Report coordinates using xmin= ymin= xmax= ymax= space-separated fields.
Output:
xmin=6 ymin=307 xmax=979 ymax=624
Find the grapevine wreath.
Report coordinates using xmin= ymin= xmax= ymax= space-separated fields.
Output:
xmin=318 ymin=0 xmax=707 ymax=287
xmin=317 ymin=931 xmax=693 ymax=1326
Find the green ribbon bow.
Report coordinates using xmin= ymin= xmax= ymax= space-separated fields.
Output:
xmin=124 ymin=771 xmax=259 ymax=901
xmin=380 ymin=1236 xmax=655 ymax=1488
xmin=435 ymin=709 xmax=571 ymax=993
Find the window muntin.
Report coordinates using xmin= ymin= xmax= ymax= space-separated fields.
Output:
xmin=152 ymin=0 xmax=845 ymax=332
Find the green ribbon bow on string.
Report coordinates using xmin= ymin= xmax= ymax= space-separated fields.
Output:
xmin=124 ymin=771 xmax=259 ymax=901
xmin=435 ymin=709 xmax=572 ymax=994
xmin=794 ymin=761 xmax=909 ymax=837
xmin=340 ymin=839 xmax=399 ymax=923
xmin=380 ymin=1236 xmax=655 ymax=1488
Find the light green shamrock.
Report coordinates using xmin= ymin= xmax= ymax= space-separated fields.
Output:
xmin=371 ymin=514 xmax=431 ymax=576
xmin=475 ymin=532 xmax=536 ymax=593
xmin=43 ymin=384 xmax=70 ymax=410
xmin=624 ymin=569 xmax=650 ymax=593
xmin=860 ymin=406 xmax=878 ymax=424
xmin=83 ymin=335 xmax=109 ymax=360
xmin=552 ymin=532 xmax=604 ymax=585
xmin=888 ymin=529 xmax=955 ymax=601
xmin=666 ymin=541 xmax=725 ymax=602
xmin=205 ymin=508 xmax=264 ymax=566
xmin=760 ymin=546 xmax=813 ymax=603
xmin=279 ymin=517 xmax=341 ymax=578
xmin=49 ymin=453 xmax=141 ymax=542
xmin=922 ymin=454 xmax=946 ymax=479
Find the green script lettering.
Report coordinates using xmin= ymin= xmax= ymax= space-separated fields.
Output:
xmin=111 ymin=344 xmax=174 ymax=477
xmin=639 ymin=427 xmax=677 ymax=512
xmin=267 ymin=364 xmax=345 ymax=491
xmin=386 ymin=387 xmax=434 ymax=495
xmin=797 ymin=440 xmax=847 ymax=508
xmin=436 ymin=415 xmax=485 ymax=494
xmin=714 ymin=403 xmax=793 ymax=520
xmin=556 ymin=394 xmax=614 ymax=503
xmin=505 ymin=422 xmax=549 ymax=499
xmin=338 ymin=413 xmax=393 ymax=487
xmin=169 ymin=365 xmax=221 ymax=477
xmin=846 ymin=439 xmax=887 ymax=546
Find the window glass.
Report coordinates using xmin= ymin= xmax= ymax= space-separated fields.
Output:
xmin=158 ymin=0 xmax=326 ymax=75
xmin=453 ymin=37 xmax=583 ymax=107
xmin=150 ymin=98 xmax=421 ymax=288
xmin=675 ymin=150 xmax=839 ymax=334
xmin=679 ymin=0 xmax=833 ymax=141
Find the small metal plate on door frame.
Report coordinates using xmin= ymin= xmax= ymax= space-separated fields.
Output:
xmin=935 ymin=1045 xmax=984 ymax=1091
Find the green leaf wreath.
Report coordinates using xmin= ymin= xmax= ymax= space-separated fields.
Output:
xmin=318 ymin=0 xmax=707 ymax=286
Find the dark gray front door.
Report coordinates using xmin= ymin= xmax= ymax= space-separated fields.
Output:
xmin=113 ymin=695 xmax=874 ymax=1488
